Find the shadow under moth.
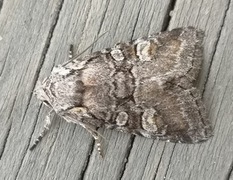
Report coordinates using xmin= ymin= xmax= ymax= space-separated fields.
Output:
xmin=31 ymin=27 xmax=213 ymax=157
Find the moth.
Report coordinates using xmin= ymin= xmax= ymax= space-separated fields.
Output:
xmin=31 ymin=27 xmax=213 ymax=157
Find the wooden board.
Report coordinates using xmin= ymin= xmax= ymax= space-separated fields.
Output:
xmin=0 ymin=0 xmax=232 ymax=179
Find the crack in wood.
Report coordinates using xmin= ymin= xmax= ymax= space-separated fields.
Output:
xmin=162 ymin=0 xmax=177 ymax=31
xmin=118 ymin=136 xmax=135 ymax=180
xmin=0 ymin=124 xmax=11 ymax=160
xmin=79 ymin=139 xmax=95 ymax=180
xmin=0 ymin=46 xmax=10 ymax=77
xmin=0 ymin=93 xmax=17 ymax=160
xmin=226 ymin=160 xmax=233 ymax=180
xmin=0 ymin=0 xmax=3 ymax=12
xmin=160 ymin=144 xmax=176 ymax=180
xmin=130 ymin=0 xmax=143 ymax=41
xmin=140 ymin=141 xmax=156 ymax=179
xmin=153 ymin=143 xmax=167 ymax=179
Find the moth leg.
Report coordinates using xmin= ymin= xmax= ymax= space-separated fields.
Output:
xmin=69 ymin=44 xmax=74 ymax=60
xmin=30 ymin=111 xmax=53 ymax=151
xmin=83 ymin=125 xmax=103 ymax=158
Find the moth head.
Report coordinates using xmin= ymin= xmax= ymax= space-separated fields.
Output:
xmin=34 ymin=79 xmax=51 ymax=107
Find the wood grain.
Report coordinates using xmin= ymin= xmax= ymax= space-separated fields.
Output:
xmin=0 ymin=0 xmax=232 ymax=179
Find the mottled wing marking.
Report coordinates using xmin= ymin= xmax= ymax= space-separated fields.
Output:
xmin=32 ymin=27 xmax=212 ymax=156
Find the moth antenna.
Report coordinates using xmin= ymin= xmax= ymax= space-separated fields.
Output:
xmin=62 ymin=31 xmax=108 ymax=66
xmin=96 ymin=138 xmax=104 ymax=158
xmin=68 ymin=44 xmax=74 ymax=60
xmin=91 ymin=128 xmax=107 ymax=140
xmin=74 ymin=31 xmax=108 ymax=59
xmin=82 ymin=124 xmax=105 ymax=158
xmin=30 ymin=110 xmax=54 ymax=151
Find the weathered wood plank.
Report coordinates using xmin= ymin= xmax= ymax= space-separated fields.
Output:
xmin=0 ymin=0 xmax=64 ymax=179
xmin=0 ymin=0 xmax=233 ymax=179
xmin=203 ymin=1 xmax=233 ymax=179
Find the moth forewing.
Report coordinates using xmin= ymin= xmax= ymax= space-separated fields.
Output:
xmin=31 ymin=27 xmax=212 ymax=157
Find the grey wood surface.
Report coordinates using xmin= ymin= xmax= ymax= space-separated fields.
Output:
xmin=0 ymin=0 xmax=232 ymax=179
